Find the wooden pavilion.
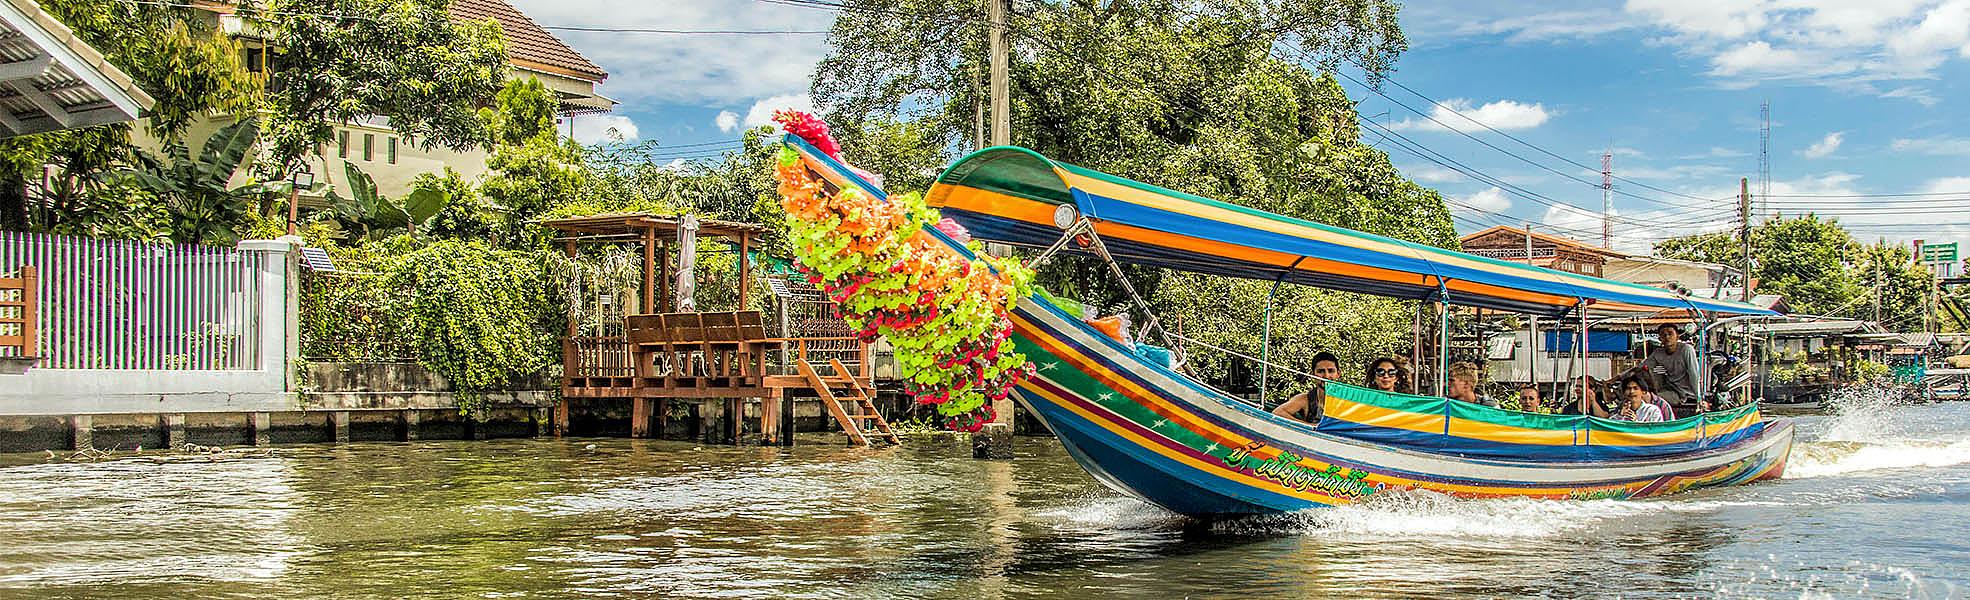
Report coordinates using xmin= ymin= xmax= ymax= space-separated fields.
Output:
xmin=543 ymin=212 xmax=897 ymax=445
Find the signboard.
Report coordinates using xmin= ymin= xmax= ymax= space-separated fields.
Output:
xmin=1922 ymin=242 xmax=1957 ymax=263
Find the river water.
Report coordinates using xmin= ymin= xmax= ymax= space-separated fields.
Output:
xmin=1 ymin=393 xmax=1966 ymax=599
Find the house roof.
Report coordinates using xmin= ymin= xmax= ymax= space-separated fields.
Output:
xmin=0 ymin=0 xmax=153 ymax=138
xmin=1750 ymin=319 xmax=1883 ymax=337
xmin=449 ymin=0 xmax=607 ymax=83
xmin=1460 ymin=225 xmax=1628 ymax=258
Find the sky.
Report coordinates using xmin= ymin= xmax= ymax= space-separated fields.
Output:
xmin=520 ymin=0 xmax=1970 ymax=254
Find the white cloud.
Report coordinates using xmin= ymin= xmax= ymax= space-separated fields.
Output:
xmin=1625 ymin=0 xmax=1776 ymax=39
xmin=1394 ymin=1 xmax=1970 ymax=91
xmin=1882 ymin=85 xmax=1941 ymax=105
xmin=1461 ymin=187 xmax=1514 ymax=212
xmin=1921 ymin=176 xmax=1970 ymax=194
xmin=1677 ymin=146 xmax=1752 ymax=159
xmin=1801 ymin=131 xmax=1844 ymax=158
xmin=658 ymin=158 xmax=690 ymax=172
xmin=568 ymin=114 xmax=639 ymax=145
xmin=505 ymin=0 xmax=831 ymax=104
xmin=741 ymin=94 xmax=816 ymax=130
xmin=1454 ymin=9 xmax=1640 ymax=43
xmin=1388 ymin=98 xmax=1551 ymax=132
xmin=1890 ymin=136 xmax=1970 ymax=155
xmin=714 ymin=110 xmax=740 ymax=133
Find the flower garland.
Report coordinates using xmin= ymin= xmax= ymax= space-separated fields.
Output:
xmin=773 ymin=110 xmax=1035 ymax=432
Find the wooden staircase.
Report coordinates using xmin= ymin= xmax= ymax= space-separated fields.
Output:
xmin=795 ymin=358 xmax=900 ymax=446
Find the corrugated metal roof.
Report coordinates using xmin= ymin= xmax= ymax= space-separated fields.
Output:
xmin=449 ymin=0 xmax=607 ymax=83
xmin=0 ymin=0 xmax=152 ymax=138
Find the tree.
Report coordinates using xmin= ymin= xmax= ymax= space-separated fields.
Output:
xmin=477 ymin=78 xmax=593 ymax=246
xmin=120 ymin=119 xmax=275 ymax=245
xmin=254 ymin=0 xmax=507 ymax=173
xmin=1655 ymin=216 xmax=1937 ymax=329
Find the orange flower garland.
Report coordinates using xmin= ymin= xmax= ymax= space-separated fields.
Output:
xmin=773 ymin=112 xmax=1034 ymax=431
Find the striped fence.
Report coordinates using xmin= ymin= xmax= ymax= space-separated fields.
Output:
xmin=0 ymin=231 xmax=264 ymax=370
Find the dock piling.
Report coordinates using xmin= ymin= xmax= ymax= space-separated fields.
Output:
xmin=68 ymin=415 xmax=91 ymax=450
xmin=161 ymin=414 xmax=186 ymax=448
xmin=250 ymin=412 xmax=271 ymax=446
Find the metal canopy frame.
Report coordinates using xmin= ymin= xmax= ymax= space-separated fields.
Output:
xmin=0 ymin=0 xmax=152 ymax=137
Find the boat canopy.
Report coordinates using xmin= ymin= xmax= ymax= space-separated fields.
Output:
xmin=926 ymin=146 xmax=1778 ymax=318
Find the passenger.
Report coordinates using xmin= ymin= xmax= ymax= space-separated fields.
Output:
xmin=1270 ymin=351 xmax=1341 ymax=423
xmin=1616 ymin=374 xmax=1668 ymax=423
xmin=1364 ymin=357 xmax=1412 ymax=394
xmin=1509 ymin=384 xmax=1549 ymax=414
xmin=1620 ymin=323 xmax=1700 ymax=410
xmin=1445 ymin=361 xmax=1497 ymax=407
xmin=1563 ymin=375 xmax=1609 ymax=417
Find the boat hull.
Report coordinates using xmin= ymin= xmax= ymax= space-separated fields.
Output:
xmin=1009 ymin=298 xmax=1795 ymax=517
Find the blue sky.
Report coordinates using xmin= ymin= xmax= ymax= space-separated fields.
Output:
xmin=518 ymin=0 xmax=1970 ymax=252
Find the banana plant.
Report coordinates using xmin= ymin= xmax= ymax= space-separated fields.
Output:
xmin=323 ymin=162 xmax=448 ymax=242
xmin=122 ymin=118 xmax=275 ymax=245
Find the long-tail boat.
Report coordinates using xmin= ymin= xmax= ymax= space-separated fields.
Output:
xmin=786 ymin=135 xmax=1795 ymax=517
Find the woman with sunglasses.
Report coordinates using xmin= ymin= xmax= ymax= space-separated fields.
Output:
xmin=1364 ymin=357 xmax=1412 ymax=394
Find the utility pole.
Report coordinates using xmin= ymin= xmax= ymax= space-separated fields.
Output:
xmin=1525 ymin=222 xmax=1538 ymax=394
xmin=987 ymin=0 xmax=1010 ymax=147
xmin=1739 ymin=178 xmax=1752 ymax=304
xmin=1601 ymin=151 xmax=1613 ymax=249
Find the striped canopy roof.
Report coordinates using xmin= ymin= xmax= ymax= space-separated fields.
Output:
xmin=925 ymin=146 xmax=1777 ymax=318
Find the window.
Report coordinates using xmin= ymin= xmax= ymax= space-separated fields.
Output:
xmin=338 ymin=130 xmax=349 ymax=159
xmin=363 ymin=134 xmax=374 ymax=161
xmin=388 ymin=137 xmax=398 ymax=164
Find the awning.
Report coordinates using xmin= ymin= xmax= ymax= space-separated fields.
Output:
xmin=925 ymin=146 xmax=1777 ymax=318
xmin=0 ymin=0 xmax=152 ymax=137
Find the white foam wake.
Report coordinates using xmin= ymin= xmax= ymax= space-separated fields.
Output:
xmin=1213 ymin=490 xmax=1773 ymax=539
xmin=1784 ymin=387 xmax=1970 ymax=479
xmin=1787 ymin=439 xmax=1970 ymax=479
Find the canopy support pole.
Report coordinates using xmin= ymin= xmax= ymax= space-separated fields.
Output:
xmin=1578 ymin=302 xmax=1589 ymax=405
xmin=1528 ymin=314 xmax=1539 ymax=396
xmin=1023 ymin=218 xmax=1092 ymax=270
xmin=1258 ymin=276 xmax=1284 ymax=406
xmin=1411 ymin=302 xmax=1424 ymax=394
xmin=1081 ymin=224 xmax=1185 ymax=367
xmin=1435 ymin=284 xmax=1451 ymax=396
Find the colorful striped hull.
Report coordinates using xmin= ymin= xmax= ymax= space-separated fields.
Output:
xmin=1008 ymin=297 xmax=1795 ymax=517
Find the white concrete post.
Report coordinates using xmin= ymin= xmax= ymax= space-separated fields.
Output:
xmin=237 ymin=237 xmax=298 ymax=395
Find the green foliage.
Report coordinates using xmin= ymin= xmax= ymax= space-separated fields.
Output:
xmin=256 ymin=0 xmax=508 ymax=171
xmin=1657 ymin=216 xmax=1929 ymax=329
xmin=479 ymin=79 xmax=594 ymax=246
xmin=301 ymin=239 xmax=562 ymax=411
xmin=322 ymin=163 xmax=451 ymax=241
xmin=120 ymin=119 xmax=275 ymax=244
xmin=416 ymin=168 xmax=504 ymax=240
xmin=483 ymin=77 xmax=558 ymax=148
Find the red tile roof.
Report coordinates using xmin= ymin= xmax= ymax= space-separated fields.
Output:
xmin=449 ymin=0 xmax=607 ymax=83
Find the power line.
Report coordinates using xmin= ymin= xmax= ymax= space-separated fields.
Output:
xmin=539 ymin=26 xmax=829 ymax=35
xmin=1291 ymin=43 xmax=1724 ymax=210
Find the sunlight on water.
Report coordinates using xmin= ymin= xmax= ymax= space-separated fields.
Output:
xmin=1788 ymin=387 xmax=1970 ymax=479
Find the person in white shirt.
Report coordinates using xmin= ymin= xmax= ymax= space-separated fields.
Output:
xmin=1617 ymin=374 xmax=1668 ymax=423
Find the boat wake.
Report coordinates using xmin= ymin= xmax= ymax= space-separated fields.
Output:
xmin=1206 ymin=491 xmax=1776 ymax=540
xmin=1785 ymin=387 xmax=1970 ymax=479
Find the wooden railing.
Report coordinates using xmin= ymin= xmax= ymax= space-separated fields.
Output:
xmin=0 ymin=266 xmax=35 ymax=358
xmin=564 ymin=336 xmax=634 ymax=378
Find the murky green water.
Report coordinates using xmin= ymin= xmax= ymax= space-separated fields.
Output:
xmin=2 ymin=394 xmax=1967 ymax=599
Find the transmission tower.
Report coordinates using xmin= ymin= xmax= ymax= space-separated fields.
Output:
xmin=1601 ymin=150 xmax=1613 ymax=249
xmin=1758 ymin=102 xmax=1771 ymax=223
